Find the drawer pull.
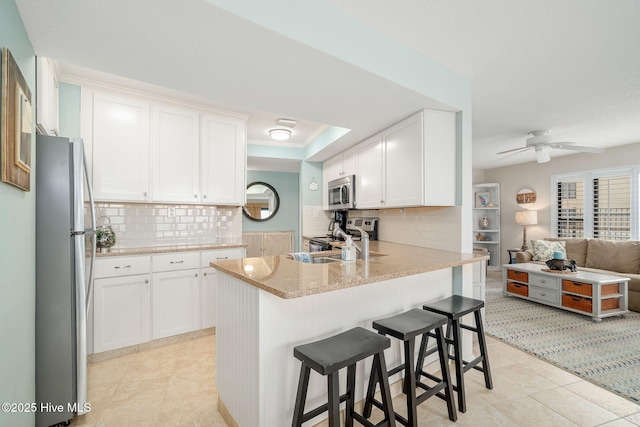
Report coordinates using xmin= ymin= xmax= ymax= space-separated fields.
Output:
xmin=216 ymin=256 xmax=229 ymax=260
xmin=540 ymin=292 xmax=546 ymax=296
xmin=170 ymin=260 xmax=184 ymax=264
xmin=540 ymin=280 xmax=546 ymax=283
xmin=114 ymin=265 xmax=131 ymax=269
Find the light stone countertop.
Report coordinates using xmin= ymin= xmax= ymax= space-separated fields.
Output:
xmin=211 ymin=240 xmax=489 ymax=299
xmin=92 ymin=242 xmax=246 ymax=258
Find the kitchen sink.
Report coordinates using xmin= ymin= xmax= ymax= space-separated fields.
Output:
xmin=311 ymin=257 xmax=343 ymax=264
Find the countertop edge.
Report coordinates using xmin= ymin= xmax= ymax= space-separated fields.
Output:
xmin=92 ymin=243 xmax=247 ymax=257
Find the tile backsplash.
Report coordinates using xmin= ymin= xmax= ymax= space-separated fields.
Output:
xmin=87 ymin=202 xmax=242 ymax=249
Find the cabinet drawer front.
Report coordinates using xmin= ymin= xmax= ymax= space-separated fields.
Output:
xmin=507 ymin=270 xmax=528 ymax=282
xmin=529 ymin=274 xmax=559 ymax=290
xmin=94 ymin=255 xmax=151 ymax=278
xmin=529 ymin=287 xmax=560 ymax=304
xmin=562 ymin=280 xmax=592 ymax=296
xmin=507 ymin=281 xmax=528 ymax=297
xmin=202 ymin=248 xmax=244 ymax=265
xmin=562 ymin=294 xmax=592 ymax=313
xmin=152 ymin=252 xmax=200 ymax=271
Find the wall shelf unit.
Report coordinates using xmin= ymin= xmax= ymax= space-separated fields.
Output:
xmin=473 ymin=183 xmax=500 ymax=270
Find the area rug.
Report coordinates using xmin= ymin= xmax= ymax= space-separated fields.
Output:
xmin=484 ymin=272 xmax=640 ymax=403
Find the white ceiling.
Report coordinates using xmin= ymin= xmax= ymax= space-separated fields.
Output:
xmin=14 ymin=0 xmax=640 ymax=170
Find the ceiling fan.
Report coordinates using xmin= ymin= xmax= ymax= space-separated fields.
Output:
xmin=496 ymin=130 xmax=605 ymax=163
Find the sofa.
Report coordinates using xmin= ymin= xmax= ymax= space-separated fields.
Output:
xmin=516 ymin=238 xmax=640 ymax=312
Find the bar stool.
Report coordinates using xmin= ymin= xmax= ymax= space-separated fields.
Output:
xmin=417 ymin=295 xmax=493 ymax=413
xmin=363 ymin=309 xmax=457 ymax=426
xmin=292 ymin=327 xmax=396 ymax=427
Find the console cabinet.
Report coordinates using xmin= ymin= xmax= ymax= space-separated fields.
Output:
xmin=503 ymin=264 xmax=629 ymax=321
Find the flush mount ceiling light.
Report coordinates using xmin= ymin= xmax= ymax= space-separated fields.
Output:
xmin=268 ymin=128 xmax=292 ymax=141
xmin=268 ymin=118 xmax=297 ymax=141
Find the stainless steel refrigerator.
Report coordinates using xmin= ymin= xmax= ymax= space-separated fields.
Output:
xmin=35 ymin=135 xmax=96 ymax=427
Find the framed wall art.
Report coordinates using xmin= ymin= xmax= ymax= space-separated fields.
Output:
xmin=475 ymin=191 xmax=490 ymax=207
xmin=1 ymin=47 xmax=32 ymax=191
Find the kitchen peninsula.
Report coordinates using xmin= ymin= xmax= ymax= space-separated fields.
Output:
xmin=211 ymin=241 xmax=488 ymax=427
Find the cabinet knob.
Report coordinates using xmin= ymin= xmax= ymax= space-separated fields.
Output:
xmin=194 ymin=194 xmax=198 ymax=198
xmin=203 ymin=194 xmax=207 ymax=199
xmin=203 ymin=272 xmax=207 ymax=277
xmin=195 ymin=273 xmax=199 ymax=278
xmin=540 ymin=292 xmax=546 ymax=296
xmin=143 ymin=192 xmax=147 ymax=197
xmin=541 ymin=280 xmax=546 ymax=283
xmin=144 ymin=279 xmax=149 ymax=284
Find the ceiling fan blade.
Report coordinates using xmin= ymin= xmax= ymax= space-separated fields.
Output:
xmin=496 ymin=146 xmax=531 ymax=155
xmin=497 ymin=147 xmax=534 ymax=161
xmin=548 ymin=143 xmax=605 ymax=153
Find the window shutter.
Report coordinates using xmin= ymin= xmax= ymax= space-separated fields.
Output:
xmin=593 ymin=175 xmax=631 ymax=240
xmin=556 ymin=181 xmax=584 ymax=238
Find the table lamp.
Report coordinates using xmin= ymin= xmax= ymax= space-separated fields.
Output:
xmin=515 ymin=210 xmax=538 ymax=251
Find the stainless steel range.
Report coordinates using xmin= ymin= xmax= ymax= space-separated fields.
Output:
xmin=309 ymin=217 xmax=378 ymax=252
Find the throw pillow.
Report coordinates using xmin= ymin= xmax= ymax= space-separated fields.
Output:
xmin=531 ymin=239 xmax=566 ymax=261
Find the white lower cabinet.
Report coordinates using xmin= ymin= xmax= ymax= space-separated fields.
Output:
xmin=93 ymin=255 xmax=151 ymax=353
xmin=201 ymin=248 xmax=245 ymax=328
xmin=92 ymin=248 xmax=245 ymax=353
xmin=201 ymin=267 xmax=217 ymax=329
xmin=151 ymin=252 xmax=201 ymax=340
xmin=151 ymin=269 xmax=201 ymax=340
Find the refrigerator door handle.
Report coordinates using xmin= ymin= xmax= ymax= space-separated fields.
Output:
xmin=83 ymin=148 xmax=97 ymax=312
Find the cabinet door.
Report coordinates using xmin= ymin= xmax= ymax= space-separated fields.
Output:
xmin=151 ymin=104 xmax=200 ymax=202
xmin=36 ymin=57 xmax=59 ymax=136
xmin=152 ymin=269 xmax=200 ymax=339
xmin=93 ymin=274 xmax=151 ymax=353
xmin=323 ymin=154 xmax=343 ymax=182
xmin=93 ymin=92 xmax=151 ymax=201
xmin=201 ymin=113 xmax=246 ymax=205
xmin=263 ymin=231 xmax=293 ymax=256
xmin=355 ymin=134 xmax=384 ymax=209
xmin=422 ymin=110 xmax=456 ymax=206
xmin=201 ymin=266 xmax=217 ymax=329
xmin=242 ymin=232 xmax=264 ymax=257
xmin=384 ymin=112 xmax=423 ymax=207
xmin=342 ymin=146 xmax=357 ymax=177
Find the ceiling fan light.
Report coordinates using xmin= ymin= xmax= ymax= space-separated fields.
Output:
xmin=269 ymin=128 xmax=292 ymax=141
xmin=535 ymin=146 xmax=550 ymax=163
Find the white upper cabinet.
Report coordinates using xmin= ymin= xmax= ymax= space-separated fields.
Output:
xmin=92 ymin=91 xmax=151 ymax=202
xmin=87 ymin=84 xmax=246 ymax=205
xmin=355 ymin=109 xmax=456 ymax=209
xmin=201 ymin=112 xmax=246 ymax=205
xmin=36 ymin=57 xmax=59 ymax=136
xmin=151 ymin=103 xmax=200 ymax=203
xmin=354 ymin=134 xmax=384 ymax=209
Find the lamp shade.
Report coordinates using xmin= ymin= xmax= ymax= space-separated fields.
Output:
xmin=515 ymin=210 xmax=538 ymax=225
xmin=535 ymin=146 xmax=550 ymax=163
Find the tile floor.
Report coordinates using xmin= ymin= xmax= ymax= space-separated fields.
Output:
xmin=72 ymin=332 xmax=640 ymax=426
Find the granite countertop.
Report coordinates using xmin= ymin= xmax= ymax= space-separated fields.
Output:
xmin=92 ymin=242 xmax=246 ymax=258
xmin=211 ymin=241 xmax=489 ymax=299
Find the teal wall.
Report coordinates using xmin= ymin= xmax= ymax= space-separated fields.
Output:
xmin=243 ymin=171 xmax=300 ymax=251
xmin=0 ymin=1 xmax=36 ymax=426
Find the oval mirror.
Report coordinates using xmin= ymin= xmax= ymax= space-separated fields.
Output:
xmin=516 ymin=188 xmax=537 ymax=209
xmin=243 ymin=182 xmax=280 ymax=221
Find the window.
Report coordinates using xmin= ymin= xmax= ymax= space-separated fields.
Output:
xmin=552 ymin=167 xmax=639 ymax=240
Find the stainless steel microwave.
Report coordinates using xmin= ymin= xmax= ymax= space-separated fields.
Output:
xmin=328 ymin=175 xmax=355 ymax=210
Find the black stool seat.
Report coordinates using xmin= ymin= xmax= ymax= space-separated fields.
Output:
xmin=422 ymin=295 xmax=484 ymax=319
xmin=419 ymin=295 xmax=493 ymax=413
xmin=292 ymin=327 xmax=396 ymax=427
xmin=294 ymin=327 xmax=390 ymax=375
xmin=364 ymin=309 xmax=457 ymax=426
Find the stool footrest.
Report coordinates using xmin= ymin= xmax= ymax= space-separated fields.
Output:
xmin=300 ymin=393 xmax=349 ymax=424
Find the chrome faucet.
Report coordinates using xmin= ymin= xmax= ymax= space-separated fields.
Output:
xmin=332 ymin=226 xmax=350 ymax=241
xmin=351 ymin=227 xmax=370 ymax=261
